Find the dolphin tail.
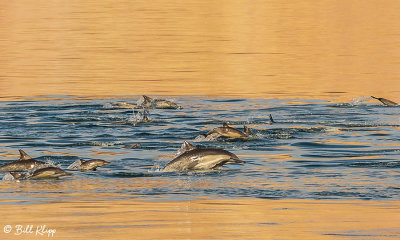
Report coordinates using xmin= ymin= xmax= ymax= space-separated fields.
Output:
xmin=243 ymin=126 xmax=253 ymax=135
xmin=18 ymin=149 xmax=32 ymax=161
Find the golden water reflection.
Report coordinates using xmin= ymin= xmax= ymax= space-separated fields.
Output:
xmin=1 ymin=1 xmax=400 ymax=101
xmin=1 ymin=198 xmax=400 ymax=240
xmin=1 ymin=1 xmax=400 ymax=238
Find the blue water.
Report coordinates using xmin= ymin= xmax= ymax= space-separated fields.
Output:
xmin=0 ymin=96 xmax=399 ymax=203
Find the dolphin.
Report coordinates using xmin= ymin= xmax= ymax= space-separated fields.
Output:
xmin=139 ymin=95 xmax=182 ymax=109
xmin=163 ymin=146 xmax=245 ymax=172
xmin=207 ymin=123 xmax=251 ymax=139
xmin=67 ymin=159 xmax=110 ymax=171
xmin=140 ymin=95 xmax=154 ymax=108
xmin=371 ymin=96 xmax=398 ymax=106
xmin=123 ymin=143 xmax=141 ymax=149
xmin=0 ymin=150 xmax=46 ymax=172
xmin=114 ymin=102 xmax=138 ymax=109
xmin=152 ymin=99 xmax=181 ymax=109
xmin=79 ymin=159 xmax=110 ymax=171
xmin=10 ymin=166 xmax=72 ymax=180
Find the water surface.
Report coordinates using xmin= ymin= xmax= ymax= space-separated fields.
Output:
xmin=1 ymin=0 xmax=400 ymax=238
xmin=1 ymin=1 xmax=400 ymax=100
xmin=0 ymin=96 xmax=399 ymax=203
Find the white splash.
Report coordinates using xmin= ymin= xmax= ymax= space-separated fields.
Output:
xmin=348 ymin=96 xmax=372 ymax=106
xmin=193 ymin=133 xmax=221 ymax=142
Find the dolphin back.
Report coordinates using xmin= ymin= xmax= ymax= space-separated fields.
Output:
xmin=207 ymin=126 xmax=248 ymax=139
xmin=79 ymin=159 xmax=110 ymax=171
xmin=29 ymin=167 xmax=72 ymax=180
xmin=0 ymin=159 xmax=45 ymax=172
xmin=164 ymin=148 xmax=244 ymax=172
xmin=67 ymin=159 xmax=85 ymax=170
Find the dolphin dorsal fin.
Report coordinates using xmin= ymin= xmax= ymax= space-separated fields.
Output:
xmin=183 ymin=141 xmax=197 ymax=151
xmin=222 ymin=122 xmax=229 ymax=127
xmin=269 ymin=114 xmax=276 ymax=124
xmin=18 ymin=149 xmax=32 ymax=161
xmin=67 ymin=159 xmax=85 ymax=170
xmin=142 ymin=95 xmax=152 ymax=103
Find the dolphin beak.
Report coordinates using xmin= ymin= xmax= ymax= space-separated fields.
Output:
xmin=230 ymin=157 xmax=245 ymax=164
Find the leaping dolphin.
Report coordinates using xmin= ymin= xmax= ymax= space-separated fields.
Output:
xmin=163 ymin=143 xmax=245 ymax=172
xmin=113 ymin=102 xmax=138 ymax=109
xmin=0 ymin=150 xmax=46 ymax=172
xmin=123 ymin=143 xmax=141 ymax=149
xmin=10 ymin=166 xmax=72 ymax=180
xmin=371 ymin=96 xmax=398 ymax=106
xmin=112 ymin=95 xmax=181 ymax=109
xmin=207 ymin=123 xmax=251 ymax=139
xmin=67 ymin=159 xmax=110 ymax=171
xmin=139 ymin=95 xmax=182 ymax=109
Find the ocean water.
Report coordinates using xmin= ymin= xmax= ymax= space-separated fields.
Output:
xmin=1 ymin=95 xmax=399 ymax=204
xmin=2 ymin=1 xmax=400 ymax=238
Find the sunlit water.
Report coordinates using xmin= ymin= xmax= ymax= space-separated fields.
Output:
xmin=1 ymin=96 xmax=399 ymax=204
xmin=1 ymin=1 xmax=400 ymax=100
xmin=2 ymin=0 xmax=400 ymax=238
